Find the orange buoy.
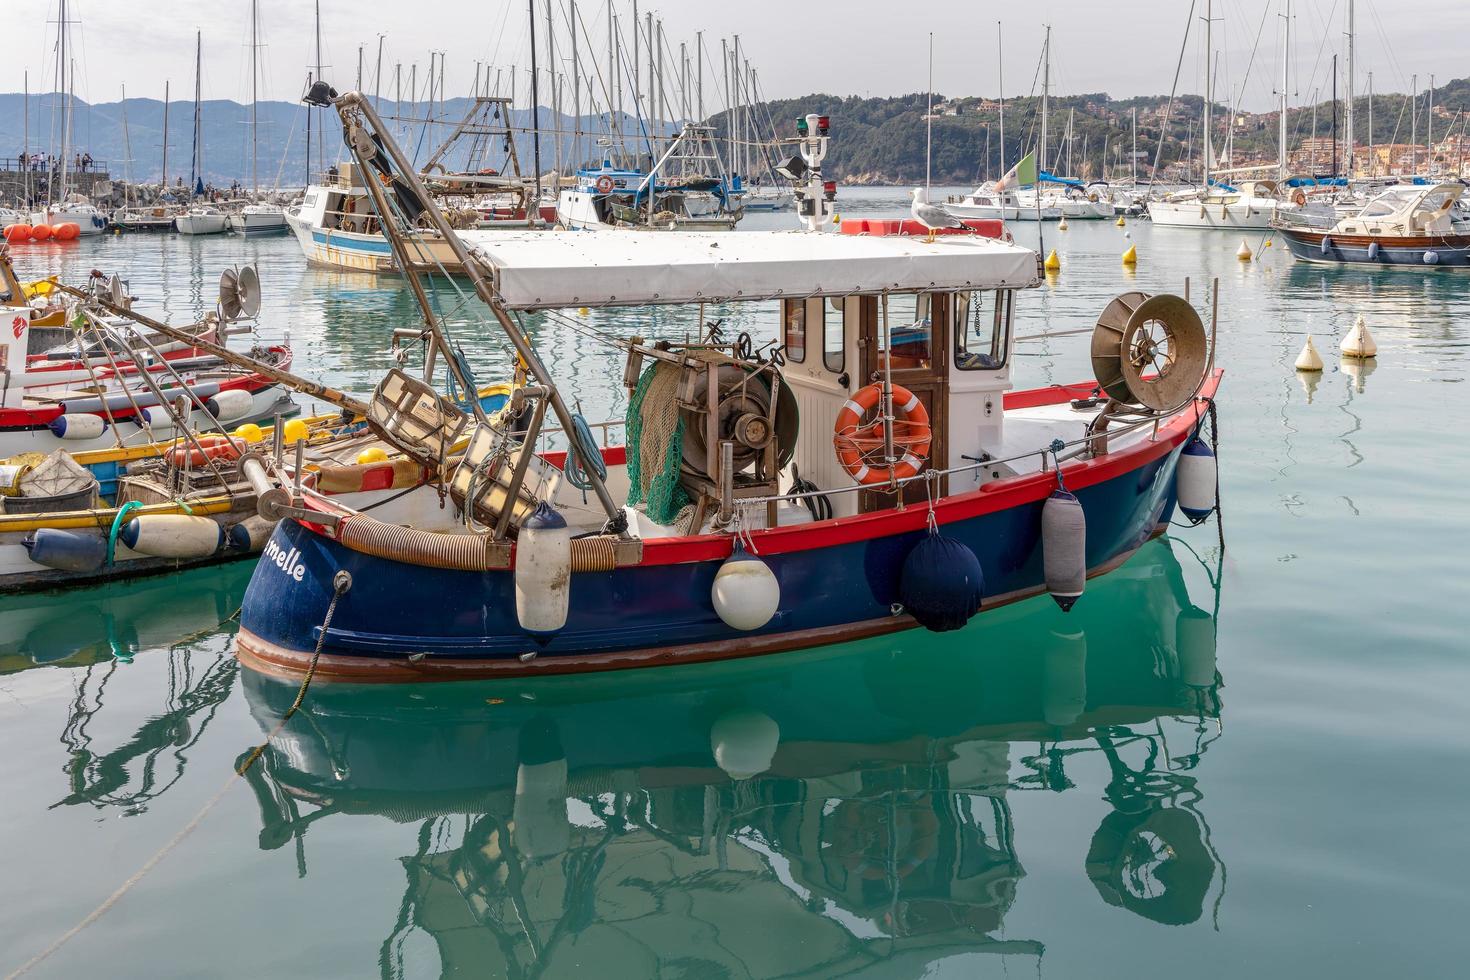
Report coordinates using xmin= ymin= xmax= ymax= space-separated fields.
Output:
xmin=52 ymin=222 xmax=80 ymax=241
xmin=29 ymin=224 xmax=53 ymax=241
xmin=3 ymin=223 xmax=32 ymax=242
xmin=168 ymin=435 xmax=246 ymax=469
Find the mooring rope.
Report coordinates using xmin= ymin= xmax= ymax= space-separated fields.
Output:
xmin=5 ymin=574 xmax=350 ymax=979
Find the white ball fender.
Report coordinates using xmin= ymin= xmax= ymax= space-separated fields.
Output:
xmin=205 ymin=388 xmax=254 ymax=423
xmin=711 ymin=541 xmax=780 ymax=630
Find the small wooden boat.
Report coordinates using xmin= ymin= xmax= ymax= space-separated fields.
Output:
xmin=1274 ymin=182 xmax=1470 ymax=267
xmin=234 ymin=94 xmax=1226 ymax=682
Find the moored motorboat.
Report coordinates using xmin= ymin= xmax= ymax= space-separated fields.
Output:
xmin=227 ymin=203 xmax=289 ymax=237
xmin=174 ymin=206 xmax=230 ymax=235
xmin=234 ymin=94 xmax=1226 ymax=682
xmin=1274 ymin=183 xmax=1470 ymax=267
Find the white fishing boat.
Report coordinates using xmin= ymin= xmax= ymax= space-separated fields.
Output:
xmin=228 ymin=204 xmax=288 ymax=237
xmin=175 ymin=206 xmax=230 ymax=235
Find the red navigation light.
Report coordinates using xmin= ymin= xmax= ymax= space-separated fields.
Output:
xmin=817 ymin=115 xmax=830 ymax=135
xmin=823 ymin=181 xmax=837 ymax=200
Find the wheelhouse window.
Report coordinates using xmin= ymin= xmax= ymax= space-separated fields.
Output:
xmin=782 ymin=298 xmax=807 ymax=362
xmin=878 ymin=293 xmax=933 ymax=371
xmin=954 ymin=289 xmax=1012 ymax=370
xmin=823 ymin=297 xmax=844 ymax=372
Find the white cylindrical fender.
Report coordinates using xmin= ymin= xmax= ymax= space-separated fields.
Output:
xmin=512 ymin=759 xmax=570 ymax=858
xmin=138 ymin=407 xmax=177 ymax=438
xmin=710 ymin=710 xmax=780 ymax=780
xmin=515 ymin=502 xmax=571 ymax=634
xmin=711 ymin=541 xmax=780 ymax=630
xmin=1176 ymin=604 xmax=1218 ymax=689
xmin=204 ymin=388 xmax=254 ymax=423
xmin=1042 ymin=629 xmax=1088 ymax=727
xmin=118 ymin=514 xmax=225 ymax=559
xmin=1177 ymin=438 xmax=1217 ymax=522
xmin=47 ymin=413 xmax=106 ymax=441
xmin=1042 ymin=488 xmax=1086 ymax=611
xmin=225 ymin=515 xmax=276 ymax=553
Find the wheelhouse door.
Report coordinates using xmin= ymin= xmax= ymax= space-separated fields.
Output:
xmin=857 ymin=291 xmax=950 ymax=511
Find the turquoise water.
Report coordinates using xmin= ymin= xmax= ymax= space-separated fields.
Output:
xmin=2 ymin=190 xmax=1467 ymax=977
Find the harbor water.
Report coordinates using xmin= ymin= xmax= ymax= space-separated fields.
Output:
xmin=2 ymin=189 xmax=1467 ymax=977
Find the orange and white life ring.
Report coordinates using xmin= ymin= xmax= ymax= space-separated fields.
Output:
xmin=595 ymin=175 xmax=616 ymax=194
xmin=169 ymin=435 xmax=245 ymax=468
xmin=1292 ymin=189 xmax=1307 ymax=207
xmin=833 ymin=383 xmax=932 ymax=486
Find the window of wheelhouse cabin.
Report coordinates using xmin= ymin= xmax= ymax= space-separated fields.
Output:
xmin=954 ymin=289 xmax=1012 ymax=370
xmin=782 ymin=298 xmax=807 ymax=362
xmin=823 ymin=297 xmax=844 ymax=372
xmin=877 ymin=293 xmax=933 ymax=370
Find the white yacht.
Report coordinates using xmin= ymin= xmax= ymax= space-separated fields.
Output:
xmin=175 ymin=205 xmax=230 ymax=235
xmin=227 ymin=203 xmax=289 ymax=237
xmin=29 ymin=201 xmax=108 ymax=235
xmin=945 ymin=184 xmax=1057 ymax=222
xmin=1148 ymin=179 xmax=1323 ymax=230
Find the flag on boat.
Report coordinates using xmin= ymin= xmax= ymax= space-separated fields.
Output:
xmin=994 ymin=151 xmax=1037 ymax=192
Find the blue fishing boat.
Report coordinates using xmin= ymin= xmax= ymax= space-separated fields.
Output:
xmin=233 ymin=93 xmax=1225 ymax=681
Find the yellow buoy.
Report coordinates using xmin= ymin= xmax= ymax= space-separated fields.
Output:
xmin=1121 ymin=244 xmax=1137 ymax=266
xmin=357 ymin=446 xmax=389 ymax=464
xmin=1262 ymin=238 xmax=1273 ymax=249
xmin=1236 ymin=239 xmax=1253 ymax=261
xmin=1341 ymin=314 xmax=1377 ymax=359
xmin=1116 ymin=215 xmax=1126 ymax=227
xmin=577 ymin=307 xmax=590 ymax=316
xmin=1295 ymin=335 xmax=1324 ymax=372
xmin=282 ymin=418 xmax=310 ymax=444
xmin=233 ymin=422 xmax=264 ymax=444
xmin=1044 ymin=249 xmax=1061 ymax=271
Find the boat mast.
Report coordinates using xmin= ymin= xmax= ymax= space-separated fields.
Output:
xmin=925 ymin=32 xmax=933 ymax=191
xmin=1202 ymin=0 xmax=1212 ymax=189
xmin=997 ymin=21 xmax=1005 ymax=176
xmin=1131 ymin=106 xmax=1137 ymax=184
xmin=1427 ymin=74 xmax=1434 ymax=174
xmin=1040 ymin=25 xmax=1049 ymax=176
xmin=546 ymin=0 xmax=560 ymax=176
xmin=314 ymin=0 xmax=324 ymax=176
xmin=1410 ymin=74 xmax=1416 ymax=175
xmin=1343 ymin=0 xmax=1354 ymax=177
xmin=191 ymin=31 xmax=202 ymax=192
xmin=161 ymin=80 xmax=170 ymax=189
xmin=58 ymin=0 xmax=71 ymax=207
xmin=696 ymin=30 xmax=703 ymax=120
xmin=1279 ymin=0 xmax=1289 ymax=180
xmin=250 ymin=0 xmax=259 ymax=194
xmin=375 ymin=35 xmax=384 ymax=107
xmin=23 ymin=70 xmax=29 ymax=207
xmin=528 ymin=0 xmax=543 ymax=207
xmin=1367 ymin=71 xmax=1374 ymax=177
xmin=571 ymin=0 xmax=581 ymax=170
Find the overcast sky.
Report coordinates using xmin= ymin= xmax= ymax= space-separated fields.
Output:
xmin=6 ymin=0 xmax=1468 ymax=113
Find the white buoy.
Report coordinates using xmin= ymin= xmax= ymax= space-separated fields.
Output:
xmin=1300 ymin=370 xmax=1320 ymax=403
xmin=1341 ymin=314 xmax=1377 ymax=359
xmin=1042 ymin=629 xmax=1088 ymax=727
xmin=47 ymin=413 xmax=106 ymax=441
xmin=1058 ymin=216 xmax=1069 ymax=231
xmin=515 ymin=503 xmax=571 ymax=634
xmin=119 ymin=514 xmax=224 ymax=559
xmin=710 ymin=710 xmax=780 ymax=780
xmin=1236 ymin=238 xmax=1253 ymax=261
xmin=204 ymin=388 xmax=254 ymax=423
xmin=1295 ymin=335 xmax=1324 ymax=372
xmin=711 ymin=541 xmax=780 ymax=630
xmin=1177 ymin=438 xmax=1217 ymax=522
xmin=1042 ymin=489 xmax=1087 ymax=611
xmin=1341 ymin=356 xmax=1377 ymax=393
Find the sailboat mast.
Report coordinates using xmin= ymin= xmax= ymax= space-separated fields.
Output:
xmin=314 ymin=0 xmax=324 ymax=176
xmin=1279 ymin=0 xmax=1289 ymax=180
xmin=161 ymin=80 xmax=170 ymax=188
xmin=696 ymin=31 xmax=703 ymax=120
xmin=250 ymin=0 xmax=259 ymax=194
xmin=1131 ymin=106 xmax=1137 ymax=184
xmin=1343 ymin=0 xmax=1354 ymax=176
xmin=571 ymin=0 xmax=581 ymax=169
xmin=925 ymin=32 xmax=933 ymax=190
xmin=1367 ymin=71 xmax=1374 ymax=177
xmin=1040 ymin=25 xmax=1049 ymax=175
xmin=23 ymin=70 xmax=29 ymax=207
xmin=1202 ymin=0 xmax=1212 ymax=188
xmin=191 ymin=31 xmax=202 ymax=190
xmin=59 ymin=0 xmax=71 ymax=205
xmin=528 ymin=0 xmax=543 ymax=206
xmin=996 ymin=22 xmax=1005 ymax=175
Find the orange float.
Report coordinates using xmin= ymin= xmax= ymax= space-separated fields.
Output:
xmin=52 ymin=222 xmax=80 ymax=241
xmin=168 ymin=435 xmax=246 ymax=468
xmin=832 ymin=382 xmax=932 ymax=486
xmin=3 ymin=223 xmax=32 ymax=242
xmin=29 ymin=224 xmax=52 ymax=241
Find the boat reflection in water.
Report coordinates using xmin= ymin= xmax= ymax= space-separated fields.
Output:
xmin=241 ymin=539 xmax=1223 ymax=975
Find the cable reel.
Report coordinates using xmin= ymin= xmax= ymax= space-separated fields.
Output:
xmin=1090 ymin=291 xmax=1210 ymax=413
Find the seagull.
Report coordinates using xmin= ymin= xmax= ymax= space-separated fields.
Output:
xmin=911 ymin=187 xmax=964 ymax=242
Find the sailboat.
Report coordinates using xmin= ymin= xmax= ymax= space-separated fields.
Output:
xmin=177 ymin=31 xmax=229 ymax=235
xmin=227 ymin=0 xmax=288 ymax=237
xmin=111 ymin=85 xmax=179 ymax=231
xmin=29 ymin=0 xmax=107 ymax=235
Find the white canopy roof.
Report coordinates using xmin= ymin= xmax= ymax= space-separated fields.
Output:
xmin=456 ymin=228 xmax=1041 ymax=310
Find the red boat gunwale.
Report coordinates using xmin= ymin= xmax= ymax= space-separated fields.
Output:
xmin=299 ymin=371 xmax=1221 ymax=569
